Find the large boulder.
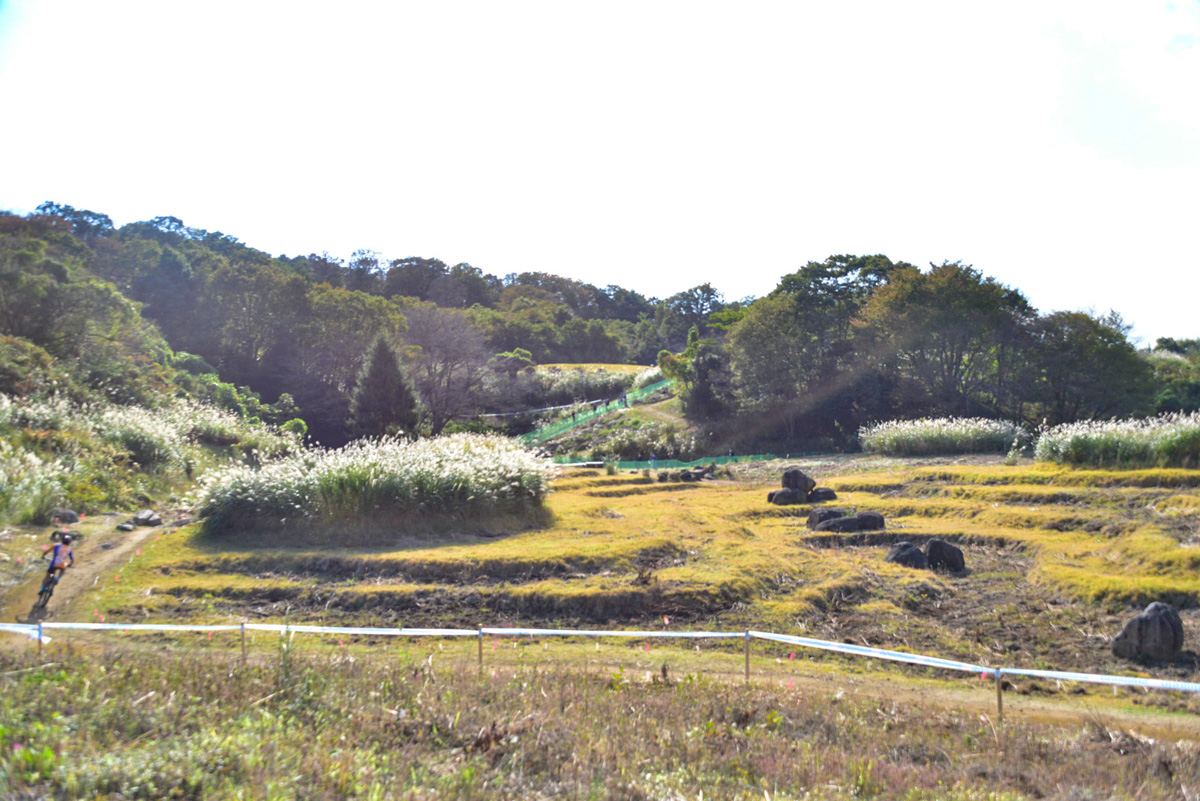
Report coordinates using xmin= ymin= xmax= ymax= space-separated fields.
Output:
xmin=781 ymin=468 xmax=817 ymax=494
xmin=885 ymin=542 xmax=929 ymax=570
xmin=815 ymin=515 xmax=861 ymax=533
xmin=1111 ymin=602 xmax=1184 ymax=661
xmin=768 ymin=488 xmax=807 ymax=506
xmin=808 ymin=507 xmax=847 ymax=529
xmin=926 ymin=538 xmax=965 ymax=572
xmin=131 ymin=509 xmax=163 ymax=527
xmin=855 ymin=511 xmax=886 ymax=531
xmin=52 ymin=508 xmax=80 ymax=524
xmin=807 ymin=488 xmax=838 ymax=503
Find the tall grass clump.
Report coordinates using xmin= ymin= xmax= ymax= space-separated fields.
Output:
xmin=0 ymin=439 xmax=67 ymax=523
xmin=0 ymin=392 xmax=300 ymax=522
xmin=859 ymin=417 xmax=1029 ymax=456
xmin=1035 ymin=412 xmax=1200 ymax=468
xmin=633 ymin=365 xmax=663 ymax=389
xmin=196 ymin=433 xmax=554 ymax=537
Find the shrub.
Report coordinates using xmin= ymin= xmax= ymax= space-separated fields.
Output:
xmin=859 ymin=417 xmax=1029 ymax=456
xmin=196 ymin=433 xmax=554 ymax=536
xmin=1035 ymin=412 xmax=1200 ymax=468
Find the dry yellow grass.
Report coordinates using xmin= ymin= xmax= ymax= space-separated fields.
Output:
xmin=74 ymin=462 xmax=1200 ymax=688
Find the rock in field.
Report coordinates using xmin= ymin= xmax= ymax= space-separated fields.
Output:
xmin=855 ymin=511 xmax=885 ymax=531
xmin=768 ymin=488 xmax=807 ymax=505
xmin=815 ymin=515 xmax=861 ymax=533
xmin=808 ymin=507 xmax=847 ymax=529
xmin=131 ymin=509 xmax=163 ymax=527
xmin=807 ymin=488 xmax=838 ymax=503
xmin=925 ymin=538 xmax=965 ymax=572
xmin=885 ymin=542 xmax=929 ymax=570
xmin=781 ymin=468 xmax=817 ymax=494
xmin=117 ymin=523 xmax=135 ymax=532
xmin=1111 ymin=602 xmax=1184 ymax=661
xmin=52 ymin=508 xmax=80 ymax=524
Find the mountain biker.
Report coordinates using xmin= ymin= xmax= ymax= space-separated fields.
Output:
xmin=42 ymin=534 xmax=75 ymax=582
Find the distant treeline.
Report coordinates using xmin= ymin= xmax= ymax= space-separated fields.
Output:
xmin=1 ymin=203 xmax=1197 ymax=450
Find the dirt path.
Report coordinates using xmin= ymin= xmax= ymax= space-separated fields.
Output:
xmin=6 ymin=520 xmax=164 ymax=625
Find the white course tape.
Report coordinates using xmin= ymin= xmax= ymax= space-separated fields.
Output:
xmin=9 ymin=620 xmax=1200 ymax=695
xmin=482 ymin=627 xmax=743 ymax=639
xmin=0 ymin=622 xmax=43 ymax=642
xmin=43 ymin=623 xmax=240 ymax=632
xmin=1001 ymin=666 xmax=1200 ymax=694
xmin=751 ymin=630 xmax=989 ymax=674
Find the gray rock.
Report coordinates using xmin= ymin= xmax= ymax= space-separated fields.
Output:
xmin=807 ymin=507 xmax=846 ymax=528
xmin=1111 ymin=602 xmax=1184 ymax=661
xmin=926 ymin=538 xmax=965 ymax=572
xmin=769 ymin=488 xmax=807 ymax=506
xmin=855 ymin=511 xmax=886 ymax=531
xmin=116 ymin=523 xmax=135 ymax=532
xmin=815 ymin=515 xmax=861 ymax=533
xmin=781 ymin=468 xmax=817 ymax=494
xmin=806 ymin=488 xmax=838 ymax=503
xmin=885 ymin=542 xmax=929 ymax=569
xmin=52 ymin=508 xmax=80 ymax=524
xmin=131 ymin=509 xmax=163 ymax=527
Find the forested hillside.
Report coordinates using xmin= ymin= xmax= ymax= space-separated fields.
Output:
xmin=3 ymin=203 xmax=1198 ymax=454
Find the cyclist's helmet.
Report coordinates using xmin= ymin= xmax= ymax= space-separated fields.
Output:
xmin=61 ymin=534 xmax=71 ymax=545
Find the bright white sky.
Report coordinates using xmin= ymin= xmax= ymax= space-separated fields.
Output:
xmin=1 ymin=1 xmax=1197 ymax=344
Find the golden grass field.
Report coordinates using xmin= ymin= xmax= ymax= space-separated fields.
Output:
xmin=4 ymin=456 xmax=1176 ymax=700
xmin=9 ymin=455 xmax=1200 ymax=801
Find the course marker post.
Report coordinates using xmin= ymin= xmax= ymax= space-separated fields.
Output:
xmin=477 ymin=628 xmax=483 ymax=673
xmin=744 ymin=631 xmax=750 ymax=685
xmin=995 ymin=669 xmax=1004 ymax=724
xmin=241 ymin=623 xmax=246 ymax=667
xmin=37 ymin=622 xmax=43 ymax=659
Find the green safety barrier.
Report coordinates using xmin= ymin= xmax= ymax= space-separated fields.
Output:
xmin=518 ymin=379 xmax=674 ymax=446
xmin=551 ymin=453 xmax=813 ymax=470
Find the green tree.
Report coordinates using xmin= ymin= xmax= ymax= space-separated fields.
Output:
xmin=348 ymin=335 xmax=421 ymax=437
xmin=855 ymin=261 xmax=1034 ymax=419
xmin=1030 ymin=311 xmax=1153 ymax=423
xmin=728 ymin=255 xmax=903 ymax=440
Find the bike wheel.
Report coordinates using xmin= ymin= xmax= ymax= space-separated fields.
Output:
xmin=37 ymin=576 xmax=55 ymax=608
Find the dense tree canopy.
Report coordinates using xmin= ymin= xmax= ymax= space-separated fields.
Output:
xmin=1 ymin=204 xmax=1187 ymax=451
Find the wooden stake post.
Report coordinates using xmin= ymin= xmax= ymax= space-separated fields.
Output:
xmin=995 ymin=668 xmax=1004 ymax=723
xmin=744 ymin=631 xmax=750 ymax=685
xmin=478 ymin=629 xmax=483 ymax=672
xmin=240 ymin=623 xmax=246 ymax=667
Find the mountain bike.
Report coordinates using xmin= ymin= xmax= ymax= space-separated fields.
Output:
xmin=37 ymin=569 xmax=66 ymax=609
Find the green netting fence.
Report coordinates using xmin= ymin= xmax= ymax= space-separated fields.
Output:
xmin=550 ymin=453 xmax=809 ymax=470
xmin=517 ymin=379 xmax=675 ymax=446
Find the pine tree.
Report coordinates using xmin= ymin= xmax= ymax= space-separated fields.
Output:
xmin=348 ymin=335 xmax=421 ymax=437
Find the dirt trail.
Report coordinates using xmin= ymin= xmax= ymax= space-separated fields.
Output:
xmin=6 ymin=520 xmax=163 ymax=625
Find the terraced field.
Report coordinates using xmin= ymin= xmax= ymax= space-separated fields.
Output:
xmin=68 ymin=459 xmax=1198 ymax=689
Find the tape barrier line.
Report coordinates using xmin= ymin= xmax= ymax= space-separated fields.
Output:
xmin=9 ymin=621 xmax=1200 ymax=695
xmin=248 ymin=625 xmax=478 ymax=637
xmin=750 ymin=631 xmax=988 ymax=674
xmin=482 ymin=627 xmax=744 ymax=639
xmin=0 ymin=623 xmax=43 ymax=642
xmin=1001 ymin=666 xmax=1200 ymax=694
xmin=43 ymin=623 xmax=241 ymax=633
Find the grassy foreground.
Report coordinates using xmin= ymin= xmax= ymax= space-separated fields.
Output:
xmin=3 ymin=644 xmax=1198 ymax=800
